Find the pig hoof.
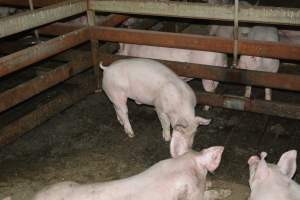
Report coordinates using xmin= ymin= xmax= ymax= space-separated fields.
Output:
xmin=127 ymin=132 xmax=135 ymax=138
xmin=163 ymin=133 xmax=171 ymax=142
xmin=94 ymin=88 xmax=102 ymax=93
xmin=203 ymin=105 xmax=210 ymax=111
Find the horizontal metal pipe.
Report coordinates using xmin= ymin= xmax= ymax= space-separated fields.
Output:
xmin=90 ymin=0 xmax=300 ymax=26
xmin=98 ymin=53 xmax=300 ymax=92
xmin=196 ymin=92 xmax=300 ymax=120
xmin=0 ymin=51 xmax=92 ymax=113
xmin=0 ymin=70 xmax=96 ymax=146
xmin=91 ymin=26 xmax=300 ymax=61
xmin=0 ymin=0 xmax=86 ymax=38
xmin=0 ymin=27 xmax=89 ymax=77
xmin=0 ymin=0 xmax=65 ymax=7
xmin=37 ymin=14 xmax=130 ymax=36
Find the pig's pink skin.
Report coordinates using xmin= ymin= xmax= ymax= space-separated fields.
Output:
xmin=117 ymin=44 xmax=227 ymax=94
xmin=100 ymin=58 xmax=211 ymax=144
xmin=248 ymin=150 xmax=300 ymax=200
xmin=32 ymin=133 xmax=224 ymax=200
xmin=237 ymin=26 xmax=280 ymax=100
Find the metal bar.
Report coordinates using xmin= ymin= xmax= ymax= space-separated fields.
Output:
xmin=0 ymin=0 xmax=86 ymax=38
xmin=87 ymin=9 xmax=101 ymax=91
xmin=196 ymin=92 xmax=300 ymax=120
xmin=0 ymin=0 xmax=66 ymax=7
xmin=90 ymin=26 xmax=300 ymax=61
xmin=232 ymin=0 xmax=238 ymax=68
xmin=97 ymin=53 xmax=300 ymax=92
xmin=90 ymin=0 xmax=300 ymax=26
xmin=37 ymin=14 xmax=130 ymax=36
xmin=0 ymin=70 xmax=96 ymax=146
xmin=0 ymin=27 xmax=89 ymax=77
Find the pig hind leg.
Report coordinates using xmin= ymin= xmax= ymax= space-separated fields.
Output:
xmin=265 ymin=88 xmax=271 ymax=100
xmin=156 ymin=111 xmax=171 ymax=141
xmin=245 ymin=85 xmax=252 ymax=98
xmin=109 ymin=92 xmax=134 ymax=137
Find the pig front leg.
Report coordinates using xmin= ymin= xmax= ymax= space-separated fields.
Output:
xmin=156 ymin=111 xmax=171 ymax=141
xmin=244 ymin=86 xmax=252 ymax=98
xmin=265 ymin=88 xmax=271 ymax=100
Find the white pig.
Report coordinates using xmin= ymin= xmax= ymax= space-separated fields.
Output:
xmin=238 ymin=26 xmax=280 ymax=100
xmin=32 ymin=132 xmax=226 ymax=200
xmin=279 ymin=29 xmax=300 ymax=44
xmin=0 ymin=6 xmax=17 ymax=17
xmin=248 ymin=150 xmax=300 ymax=200
xmin=100 ymin=58 xmax=211 ymax=145
xmin=117 ymin=44 xmax=227 ymax=111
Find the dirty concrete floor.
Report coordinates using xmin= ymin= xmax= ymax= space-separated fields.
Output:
xmin=0 ymin=78 xmax=299 ymax=200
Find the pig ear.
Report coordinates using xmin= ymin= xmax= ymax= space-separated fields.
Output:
xmin=253 ymin=152 xmax=269 ymax=181
xmin=197 ymin=146 xmax=224 ymax=173
xmin=277 ymin=150 xmax=297 ymax=179
xmin=248 ymin=155 xmax=260 ymax=184
xmin=248 ymin=155 xmax=260 ymax=166
xmin=170 ymin=131 xmax=189 ymax=158
xmin=195 ymin=116 xmax=211 ymax=126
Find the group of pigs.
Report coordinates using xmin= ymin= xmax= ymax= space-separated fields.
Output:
xmin=11 ymin=29 xmax=299 ymax=200
xmin=2 ymin=1 xmax=300 ymax=200
xmin=5 ymin=68 xmax=299 ymax=199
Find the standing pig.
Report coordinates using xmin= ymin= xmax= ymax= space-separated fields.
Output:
xmin=117 ymin=44 xmax=227 ymax=111
xmin=32 ymin=132 xmax=226 ymax=200
xmin=248 ymin=150 xmax=300 ymax=200
xmin=238 ymin=26 xmax=280 ymax=100
xmin=100 ymin=58 xmax=211 ymax=145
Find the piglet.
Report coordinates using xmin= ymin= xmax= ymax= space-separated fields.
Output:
xmin=32 ymin=132 xmax=226 ymax=200
xmin=100 ymin=58 xmax=211 ymax=146
xmin=248 ymin=150 xmax=300 ymax=200
xmin=238 ymin=26 xmax=280 ymax=100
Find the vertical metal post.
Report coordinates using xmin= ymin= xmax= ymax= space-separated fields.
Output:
xmin=87 ymin=1 xmax=101 ymax=92
xmin=232 ymin=0 xmax=239 ymax=68
xmin=28 ymin=0 xmax=40 ymax=43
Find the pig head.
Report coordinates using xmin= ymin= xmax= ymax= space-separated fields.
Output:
xmin=248 ymin=150 xmax=300 ymax=200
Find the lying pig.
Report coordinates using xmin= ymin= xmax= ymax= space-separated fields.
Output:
xmin=32 ymin=132 xmax=226 ymax=200
xmin=117 ymin=44 xmax=227 ymax=111
xmin=238 ymin=26 xmax=280 ymax=100
xmin=0 ymin=6 xmax=17 ymax=17
xmin=248 ymin=150 xmax=300 ymax=200
xmin=100 ymin=58 xmax=211 ymax=145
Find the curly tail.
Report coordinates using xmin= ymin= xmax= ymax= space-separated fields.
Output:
xmin=99 ymin=62 xmax=108 ymax=70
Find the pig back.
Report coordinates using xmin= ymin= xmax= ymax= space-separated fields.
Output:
xmin=102 ymin=58 xmax=187 ymax=105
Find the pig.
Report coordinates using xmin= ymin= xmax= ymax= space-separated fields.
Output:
xmin=0 ymin=6 xmax=17 ymax=17
xmin=32 ymin=132 xmax=227 ymax=200
xmin=247 ymin=150 xmax=300 ymax=200
xmin=238 ymin=26 xmax=280 ymax=101
xmin=279 ymin=29 xmax=300 ymax=44
xmin=117 ymin=44 xmax=227 ymax=111
xmin=208 ymin=1 xmax=256 ymax=39
xmin=100 ymin=58 xmax=211 ymax=145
